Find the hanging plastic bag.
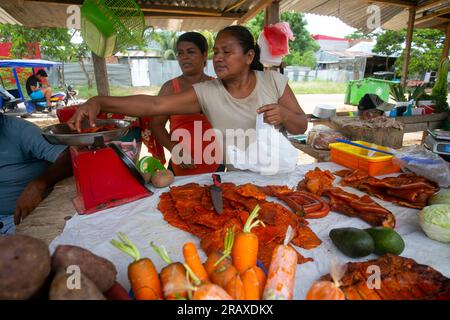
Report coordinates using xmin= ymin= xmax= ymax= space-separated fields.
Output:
xmin=390 ymin=145 xmax=450 ymax=187
xmin=264 ymin=22 xmax=295 ymax=56
xmin=227 ymin=113 xmax=298 ymax=175
xmin=258 ymin=22 xmax=295 ymax=66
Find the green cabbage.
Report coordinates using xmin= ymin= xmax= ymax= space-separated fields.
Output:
xmin=419 ymin=204 xmax=450 ymax=243
xmin=429 ymin=190 xmax=450 ymax=205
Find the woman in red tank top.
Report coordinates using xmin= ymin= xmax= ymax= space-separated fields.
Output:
xmin=150 ymin=32 xmax=221 ymax=176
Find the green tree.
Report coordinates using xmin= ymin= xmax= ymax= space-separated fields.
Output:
xmin=394 ymin=29 xmax=445 ymax=78
xmin=372 ymin=29 xmax=405 ymax=71
xmin=199 ymin=30 xmax=216 ymax=59
xmin=0 ymin=25 xmax=93 ymax=88
xmin=345 ymin=30 xmax=374 ymax=40
xmin=373 ymin=28 xmax=444 ymax=78
xmin=245 ymin=11 xmax=319 ymax=67
xmin=152 ymin=31 xmax=178 ymax=60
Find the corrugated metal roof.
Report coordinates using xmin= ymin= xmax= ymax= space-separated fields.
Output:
xmin=145 ymin=16 xmax=238 ymax=31
xmin=0 ymin=0 xmax=447 ymax=31
xmin=0 ymin=0 xmax=258 ymax=30
xmin=0 ymin=7 xmax=21 ymax=25
xmin=281 ymin=0 xmax=450 ymax=32
xmin=281 ymin=0 xmax=406 ymax=33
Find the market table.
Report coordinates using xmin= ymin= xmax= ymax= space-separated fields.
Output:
xmin=17 ymin=163 xmax=450 ymax=300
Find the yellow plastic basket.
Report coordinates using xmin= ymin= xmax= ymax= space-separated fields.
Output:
xmin=329 ymin=140 xmax=400 ymax=176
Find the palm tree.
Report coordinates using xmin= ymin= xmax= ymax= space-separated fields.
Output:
xmin=152 ymin=31 xmax=177 ymax=60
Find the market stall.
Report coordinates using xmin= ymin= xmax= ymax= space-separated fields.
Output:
xmin=17 ymin=162 xmax=450 ymax=300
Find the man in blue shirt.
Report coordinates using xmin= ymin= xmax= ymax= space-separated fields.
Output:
xmin=0 ymin=114 xmax=72 ymax=235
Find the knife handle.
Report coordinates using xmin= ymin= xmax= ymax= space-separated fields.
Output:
xmin=212 ymin=174 xmax=221 ymax=187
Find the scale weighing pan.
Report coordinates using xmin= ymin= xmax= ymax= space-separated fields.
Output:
xmin=42 ymin=119 xmax=131 ymax=146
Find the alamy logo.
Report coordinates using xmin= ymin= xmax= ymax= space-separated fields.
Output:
xmin=366 ymin=265 xmax=381 ymax=290
xmin=67 ymin=5 xmax=81 ymax=29
xmin=66 ymin=265 xmax=81 ymax=290
xmin=366 ymin=5 xmax=381 ymax=31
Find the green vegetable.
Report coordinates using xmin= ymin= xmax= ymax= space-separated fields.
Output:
xmin=365 ymin=227 xmax=405 ymax=255
xmin=429 ymin=190 xmax=450 ymax=205
xmin=329 ymin=227 xmax=375 ymax=258
xmin=419 ymin=204 xmax=450 ymax=243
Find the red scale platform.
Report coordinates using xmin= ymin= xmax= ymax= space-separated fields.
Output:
xmin=70 ymin=146 xmax=150 ymax=214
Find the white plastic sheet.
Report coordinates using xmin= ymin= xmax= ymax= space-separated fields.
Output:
xmin=50 ymin=163 xmax=450 ymax=300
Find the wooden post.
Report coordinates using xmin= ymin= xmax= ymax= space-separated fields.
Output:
xmin=401 ymin=6 xmax=416 ymax=87
xmin=92 ymin=52 xmax=110 ymax=96
xmin=441 ymin=22 xmax=450 ymax=61
xmin=264 ymin=1 xmax=279 ymax=26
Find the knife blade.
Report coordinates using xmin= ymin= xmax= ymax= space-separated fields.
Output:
xmin=211 ymin=174 xmax=223 ymax=214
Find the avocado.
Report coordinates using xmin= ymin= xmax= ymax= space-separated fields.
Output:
xmin=329 ymin=227 xmax=375 ymax=258
xmin=365 ymin=227 xmax=405 ymax=255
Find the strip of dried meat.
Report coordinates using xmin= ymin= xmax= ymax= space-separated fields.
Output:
xmin=298 ymin=168 xmax=396 ymax=228
xmin=158 ymin=182 xmax=322 ymax=269
xmin=338 ymin=169 xmax=439 ymax=209
xmin=320 ymin=254 xmax=450 ymax=300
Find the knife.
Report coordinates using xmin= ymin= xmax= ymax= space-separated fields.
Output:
xmin=211 ymin=174 xmax=223 ymax=214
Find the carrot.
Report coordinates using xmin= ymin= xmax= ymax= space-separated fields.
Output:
xmin=204 ymin=227 xmax=238 ymax=288
xmin=252 ymin=266 xmax=266 ymax=298
xmin=242 ymin=267 xmax=261 ymax=300
xmin=183 ymin=242 xmax=209 ymax=283
xmin=211 ymin=259 xmax=238 ymax=289
xmin=306 ymin=259 xmax=346 ymax=300
xmin=183 ymin=260 xmax=233 ymax=300
xmin=150 ymin=242 xmax=189 ymax=300
xmin=306 ymin=281 xmax=345 ymax=300
xmin=225 ymin=273 xmax=245 ymax=300
xmin=110 ymin=232 xmax=162 ymax=300
xmin=204 ymin=226 xmax=235 ymax=276
xmin=231 ymin=205 xmax=265 ymax=273
xmin=204 ymin=251 xmax=223 ymax=277
xmin=192 ymin=283 xmax=234 ymax=300
xmin=262 ymin=226 xmax=298 ymax=300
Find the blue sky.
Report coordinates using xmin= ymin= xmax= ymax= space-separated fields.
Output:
xmin=304 ymin=13 xmax=356 ymax=38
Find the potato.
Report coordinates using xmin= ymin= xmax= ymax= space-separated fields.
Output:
xmin=0 ymin=235 xmax=51 ymax=300
xmin=51 ymin=245 xmax=117 ymax=292
xmin=151 ymin=169 xmax=174 ymax=188
xmin=49 ymin=271 xmax=105 ymax=300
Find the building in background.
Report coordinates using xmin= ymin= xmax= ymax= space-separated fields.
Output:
xmin=311 ymin=34 xmax=399 ymax=81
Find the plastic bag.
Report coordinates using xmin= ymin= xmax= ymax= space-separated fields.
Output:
xmin=227 ymin=113 xmax=298 ymax=175
xmin=307 ymin=125 xmax=346 ymax=150
xmin=258 ymin=22 xmax=295 ymax=66
xmin=263 ymin=22 xmax=295 ymax=56
xmin=258 ymin=33 xmax=282 ymax=66
xmin=391 ymin=145 xmax=450 ymax=187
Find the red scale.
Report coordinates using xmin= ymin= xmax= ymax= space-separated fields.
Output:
xmin=43 ymin=108 xmax=150 ymax=214
xmin=70 ymin=145 xmax=150 ymax=214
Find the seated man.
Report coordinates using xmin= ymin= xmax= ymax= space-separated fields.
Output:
xmin=26 ymin=69 xmax=52 ymax=112
xmin=0 ymin=113 xmax=73 ymax=235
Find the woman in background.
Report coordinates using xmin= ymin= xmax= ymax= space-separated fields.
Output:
xmin=149 ymin=32 xmax=221 ymax=176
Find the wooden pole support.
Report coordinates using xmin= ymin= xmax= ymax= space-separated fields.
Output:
xmin=92 ymin=52 xmax=110 ymax=96
xmin=441 ymin=22 xmax=450 ymax=61
xmin=401 ymin=6 xmax=416 ymax=87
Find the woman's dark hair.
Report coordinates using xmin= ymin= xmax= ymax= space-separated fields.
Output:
xmin=177 ymin=32 xmax=208 ymax=54
xmin=218 ymin=25 xmax=264 ymax=71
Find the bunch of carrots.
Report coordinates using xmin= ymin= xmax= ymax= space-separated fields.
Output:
xmin=110 ymin=205 xmax=300 ymax=300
